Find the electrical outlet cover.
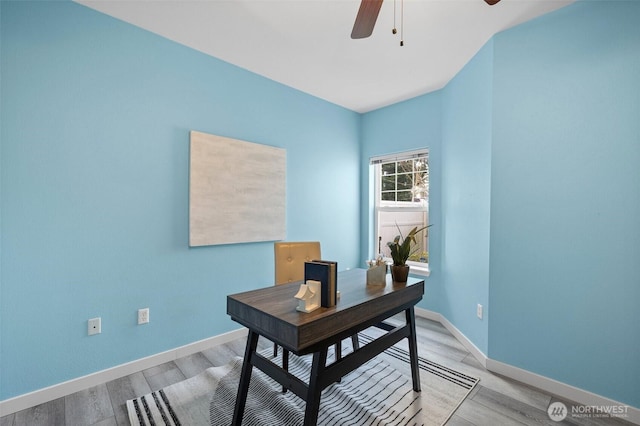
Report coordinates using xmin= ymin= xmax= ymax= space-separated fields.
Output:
xmin=138 ymin=308 xmax=149 ymax=325
xmin=88 ymin=317 xmax=101 ymax=335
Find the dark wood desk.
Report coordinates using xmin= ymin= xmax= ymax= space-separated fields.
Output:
xmin=227 ymin=268 xmax=424 ymax=426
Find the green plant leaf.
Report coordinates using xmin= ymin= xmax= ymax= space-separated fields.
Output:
xmin=386 ymin=223 xmax=432 ymax=266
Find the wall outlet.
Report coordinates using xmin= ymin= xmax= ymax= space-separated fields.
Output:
xmin=138 ymin=308 xmax=149 ymax=325
xmin=88 ymin=317 xmax=101 ymax=335
xmin=477 ymin=304 xmax=483 ymax=320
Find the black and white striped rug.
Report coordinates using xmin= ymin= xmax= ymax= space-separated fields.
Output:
xmin=127 ymin=334 xmax=478 ymax=426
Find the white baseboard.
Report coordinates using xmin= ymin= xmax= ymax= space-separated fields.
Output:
xmin=0 ymin=328 xmax=248 ymax=417
xmin=413 ymin=307 xmax=639 ymax=425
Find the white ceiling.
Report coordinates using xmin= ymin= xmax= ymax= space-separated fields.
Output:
xmin=77 ymin=0 xmax=575 ymax=113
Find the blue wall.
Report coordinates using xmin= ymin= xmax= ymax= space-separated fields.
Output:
xmin=489 ymin=1 xmax=640 ymax=407
xmin=0 ymin=1 xmax=360 ymax=399
xmin=440 ymin=41 xmax=493 ymax=354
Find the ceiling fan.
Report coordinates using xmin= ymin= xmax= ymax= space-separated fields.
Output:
xmin=351 ymin=0 xmax=501 ymax=40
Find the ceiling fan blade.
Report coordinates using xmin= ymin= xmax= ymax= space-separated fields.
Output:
xmin=351 ymin=0 xmax=384 ymax=39
xmin=484 ymin=0 xmax=501 ymax=5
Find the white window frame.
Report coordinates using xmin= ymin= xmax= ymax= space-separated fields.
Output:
xmin=372 ymin=149 xmax=430 ymax=277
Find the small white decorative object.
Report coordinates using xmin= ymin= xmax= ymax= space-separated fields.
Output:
xmin=295 ymin=280 xmax=321 ymax=313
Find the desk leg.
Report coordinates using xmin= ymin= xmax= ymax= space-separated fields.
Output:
xmin=351 ymin=333 xmax=360 ymax=351
xmin=406 ymin=307 xmax=421 ymax=392
xmin=232 ymin=330 xmax=259 ymax=425
xmin=303 ymin=348 xmax=328 ymax=426
xmin=282 ymin=348 xmax=289 ymax=393
xmin=334 ymin=341 xmax=342 ymax=383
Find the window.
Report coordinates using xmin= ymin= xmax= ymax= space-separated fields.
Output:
xmin=371 ymin=149 xmax=429 ymax=275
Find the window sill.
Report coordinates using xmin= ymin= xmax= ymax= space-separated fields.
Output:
xmin=408 ymin=263 xmax=430 ymax=277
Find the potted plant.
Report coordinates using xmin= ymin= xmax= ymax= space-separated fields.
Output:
xmin=387 ymin=224 xmax=431 ymax=282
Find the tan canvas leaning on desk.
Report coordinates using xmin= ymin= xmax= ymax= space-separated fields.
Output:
xmin=274 ymin=241 xmax=321 ymax=285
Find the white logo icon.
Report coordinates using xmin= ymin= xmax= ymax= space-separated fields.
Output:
xmin=548 ymin=401 xmax=568 ymax=422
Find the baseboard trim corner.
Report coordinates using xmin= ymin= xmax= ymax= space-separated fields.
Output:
xmin=0 ymin=328 xmax=248 ymax=417
xmin=414 ymin=307 xmax=488 ymax=368
xmin=413 ymin=306 xmax=441 ymax=322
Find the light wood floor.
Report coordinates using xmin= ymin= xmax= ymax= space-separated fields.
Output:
xmin=1 ymin=317 xmax=633 ymax=426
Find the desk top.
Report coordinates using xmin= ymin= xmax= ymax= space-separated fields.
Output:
xmin=227 ymin=268 xmax=424 ymax=354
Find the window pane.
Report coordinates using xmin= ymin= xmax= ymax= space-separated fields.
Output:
xmin=413 ymin=174 xmax=427 ymax=199
xmin=381 ymin=175 xmax=396 ymax=191
xmin=413 ymin=187 xmax=427 ymax=201
xmin=397 ymin=190 xmax=412 ymax=202
xmin=397 ymin=174 xmax=412 ymax=190
xmin=381 ymin=192 xmax=395 ymax=202
xmin=381 ymin=163 xmax=396 ymax=175
xmin=398 ymin=160 xmax=413 ymax=173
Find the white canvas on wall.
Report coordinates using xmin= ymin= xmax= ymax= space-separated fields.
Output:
xmin=189 ymin=130 xmax=286 ymax=247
